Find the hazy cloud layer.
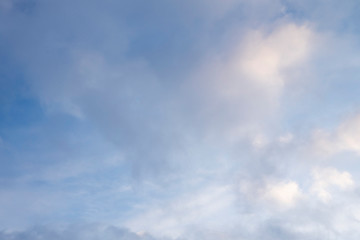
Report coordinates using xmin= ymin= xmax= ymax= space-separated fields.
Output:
xmin=1 ymin=0 xmax=360 ymax=239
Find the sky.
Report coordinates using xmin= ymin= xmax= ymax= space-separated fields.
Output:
xmin=1 ymin=0 xmax=360 ymax=239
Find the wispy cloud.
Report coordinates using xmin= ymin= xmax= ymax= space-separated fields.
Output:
xmin=1 ymin=0 xmax=360 ymax=239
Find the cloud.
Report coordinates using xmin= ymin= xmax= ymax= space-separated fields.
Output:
xmin=312 ymin=113 xmax=360 ymax=156
xmin=311 ymin=167 xmax=354 ymax=203
xmin=0 ymin=0 xmax=12 ymax=11
xmin=0 ymin=0 xmax=181 ymax=178
xmin=2 ymin=0 xmax=360 ymax=239
xmin=240 ymin=23 xmax=313 ymax=89
xmin=125 ymin=184 xmax=236 ymax=239
xmin=0 ymin=0 xmax=317 ymax=181
xmin=0 ymin=224 xmax=158 ymax=240
xmin=239 ymin=178 xmax=302 ymax=209
xmin=185 ymin=22 xmax=316 ymax=146
xmin=263 ymin=180 xmax=302 ymax=208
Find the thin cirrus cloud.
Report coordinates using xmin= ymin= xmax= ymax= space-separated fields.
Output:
xmin=1 ymin=0 xmax=360 ymax=239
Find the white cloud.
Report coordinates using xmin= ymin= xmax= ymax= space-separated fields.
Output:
xmin=313 ymin=113 xmax=360 ymax=156
xmin=263 ymin=180 xmax=302 ymax=208
xmin=240 ymin=178 xmax=302 ymax=209
xmin=311 ymin=167 xmax=354 ymax=203
xmin=251 ymin=133 xmax=269 ymax=149
xmin=202 ymin=23 xmax=314 ymax=99
xmin=239 ymin=23 xmax=313 ymax=90
xmin=186 ymin=23 xmax=316 ymax=146
xmin=278 ymin=133 xmax=294 ymax=144
xmin=125 ymin=184 xmax=236 ymax=238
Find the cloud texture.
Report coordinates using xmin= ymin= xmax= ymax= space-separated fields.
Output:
xmin=1 ymin=0 xmax=360 ymax=239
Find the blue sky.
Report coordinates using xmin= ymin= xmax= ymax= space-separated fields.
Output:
xmin=1 ymin=0 xmax=360 ymax=239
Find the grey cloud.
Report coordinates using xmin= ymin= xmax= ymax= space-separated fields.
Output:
xmin=0 ymin=224 xmax=158 ymax=240
xmin=0 ymin=0 xmax=188 ymax=179
xmin=0 ymin=0 xmax=288 ymax=180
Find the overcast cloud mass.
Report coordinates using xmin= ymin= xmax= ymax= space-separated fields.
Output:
xmin=1 ymin=0 xmax=360 ymax=239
